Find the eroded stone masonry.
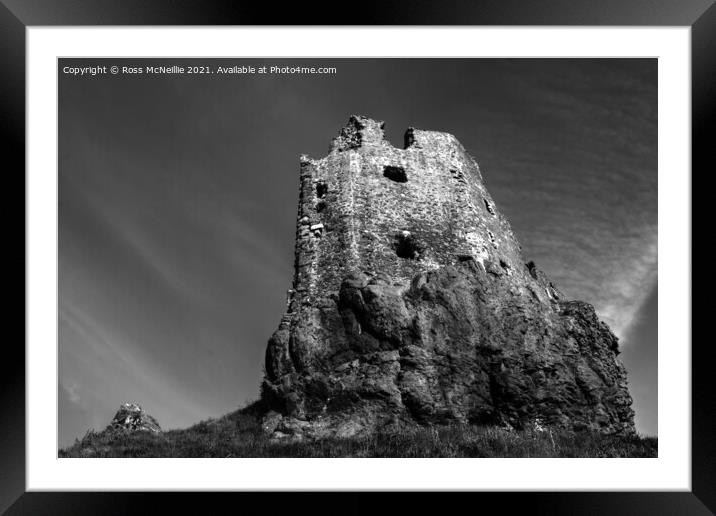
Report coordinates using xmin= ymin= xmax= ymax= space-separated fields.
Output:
xmin=262 ymin=116 xmax=635 ymax=440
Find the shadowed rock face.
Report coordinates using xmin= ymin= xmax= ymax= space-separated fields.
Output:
xmin=261 ymin=115 xmax=635 ymax=440
xmin=108 ymin=403 xmax=162 ymax=434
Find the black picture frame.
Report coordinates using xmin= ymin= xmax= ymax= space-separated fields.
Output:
xmin=3 ymin=1 xmax=709 ymax=514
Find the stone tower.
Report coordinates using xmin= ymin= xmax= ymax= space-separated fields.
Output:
xmin=262 ymin=116 xmax=634 ymax=439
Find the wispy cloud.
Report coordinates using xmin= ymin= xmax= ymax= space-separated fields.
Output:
xmin=64 ymin=382 xmax=81 ymax=404
xmin=593 ymin=233 xmax=657 ymax=339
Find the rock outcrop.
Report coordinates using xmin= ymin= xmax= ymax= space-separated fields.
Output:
xmin=261 ymin=115 xmax=635 ymax=440
xmin=108 ymin=403 xmax=162 ymax=434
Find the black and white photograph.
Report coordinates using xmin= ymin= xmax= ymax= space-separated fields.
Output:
xmin=56 ymin=57 xmax=658 ymax=459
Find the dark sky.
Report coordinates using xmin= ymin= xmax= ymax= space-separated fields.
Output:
xmin=58 ymin=58 xmax=657 ymax=447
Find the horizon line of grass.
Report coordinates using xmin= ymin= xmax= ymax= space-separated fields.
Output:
xmin=59 ymin=408 xmax=658 ymax=459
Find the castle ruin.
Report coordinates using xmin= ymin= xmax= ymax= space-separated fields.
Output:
xmin=262 ymin=116 xmax=635 ymax=440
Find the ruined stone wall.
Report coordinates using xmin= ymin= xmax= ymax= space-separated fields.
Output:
xmin=288 ymin=115 xmax=556 ymax=315
xmin=267 ymin=115 xmax=566 ymax=381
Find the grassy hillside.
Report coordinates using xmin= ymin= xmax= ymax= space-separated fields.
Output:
xmin=59 ymin=406 xmax=657 ymax=458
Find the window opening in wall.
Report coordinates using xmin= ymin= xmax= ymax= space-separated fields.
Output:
xmin=316 ymin=181 xmax=328 ymax=198
xmin=394 ymin=231 xmax=422 ymax=259
xmin=526 ymin=261 xmax=538 ymax=280
xmin=383 ymin=165 xmax=408 ymax=183
xmin=484 ymin=198 xmax=495 ymax=215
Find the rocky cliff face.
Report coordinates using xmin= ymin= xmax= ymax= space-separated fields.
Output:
xmin=262 ymin=116 xmax=635 ymax=440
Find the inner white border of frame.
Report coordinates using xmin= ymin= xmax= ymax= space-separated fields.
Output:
xmin=27 ymin=27 xmax=690 ymax=491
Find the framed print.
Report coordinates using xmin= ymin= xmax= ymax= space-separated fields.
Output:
xmin=3 ymin=0 xmax=709 ymax=514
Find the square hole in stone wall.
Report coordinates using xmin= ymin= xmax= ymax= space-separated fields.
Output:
xmin=383 ymin=165 xmax=408 ymax=183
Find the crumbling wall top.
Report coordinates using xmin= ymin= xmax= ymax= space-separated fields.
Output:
xmin=404 ymin=127 xmax=461 ymax=152
xmin=329 ymin=115 xmax=465 ymax=157
xmin=329 ymin=115 xmax=388 ymax=152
